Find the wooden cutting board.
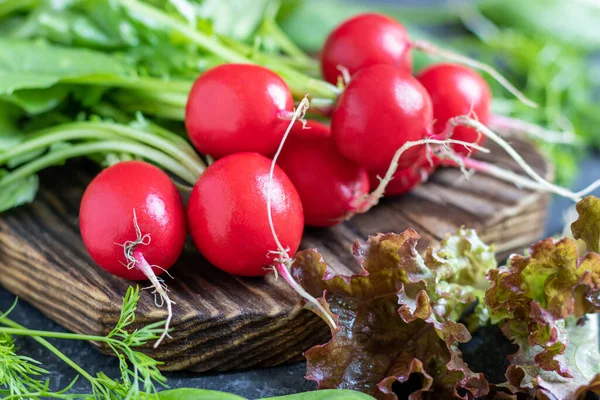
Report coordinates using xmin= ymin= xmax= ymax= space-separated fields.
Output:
xmin=0 ymin=136 xmax=550 ymax=372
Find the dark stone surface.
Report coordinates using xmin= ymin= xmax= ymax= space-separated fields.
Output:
xmin=3 ymin=154 xmax=599 ymax=398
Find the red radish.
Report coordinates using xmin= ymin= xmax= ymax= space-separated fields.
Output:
xmin=185 ymin=64 xmax=294 ymax=159
xmin=331 ymin=64 xmax=433 ymax=171
xmin=187 ymin=152 xmax=304 ymax=277
xmin=321 ymin=13 xmax=412 ymax=85
xmin=278 ymin=120 xmax=370 ymax=227
xmin=369 ymin=156 xmax=436 ymax=197
xmin=417 ymin=63 xmax=491 ymax=154
xmin=80 ymin=161 xmax=186 ymax=346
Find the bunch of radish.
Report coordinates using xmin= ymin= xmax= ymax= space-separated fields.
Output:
xmin=79 ymin=13 xmax=600 ymax=342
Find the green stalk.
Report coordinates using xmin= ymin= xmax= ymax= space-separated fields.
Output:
xmin=261 ymin=18 xmax=312 ymax=62
xmin=62 ymin=76 xmax=193 ymax=94
xmin=121 ymin=0 xmax=248 ymax=63
xmin=0 ymin=328 xmax=107 ymax=343
xmin=119 ymin=0 xmax=339 ymax=100
xmin=0 ymin=319 xmax=100 ymax=395
xmin=0 ymin=0 xmax=39 ymax=18
xmin=110 ymin=91 xmax=187 ymax=121
xmin=4 ymin=394 xmax=90 ymax=399
xmin=2 ymin=123 xmax=205 ymax=179
xmin=0 ymin=141 xmax=198 ymax=187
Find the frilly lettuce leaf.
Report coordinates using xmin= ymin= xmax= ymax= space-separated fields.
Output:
xmin=292 ymin=228 xmax=496 ymax=399
xmin=503 ymin=317 xmax=600 ymax=400
xmin=571 ymin=196 xmax=600 ymax=253
xmin=485 ymin=229 xmax=600 ymax=397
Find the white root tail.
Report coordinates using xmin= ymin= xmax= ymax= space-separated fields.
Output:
xmin=411 ymin=39 xmax=538 ymax=109
xmin=489 ymin=114 xmax=580 ymax=145
xmin=267 ymin=96 xmax=338 ymax=331
xmin=349 ymin=114 xmax=599 ymax=219
xmin=121 ymin=210 xmax=174 ymax=348
xmin=350 ymin=138 xmax=490 ymax=216
xmin=446 ymin=116 xmax=600 ymax=202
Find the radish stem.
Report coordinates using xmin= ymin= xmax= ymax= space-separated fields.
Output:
xmin=489 ymin=114 xmax=581 ymax=145
xmin=440 ymin=157 xmax=600 ymax=200
xmin=351 ymin=138 xmax=489 ymax=216
xmin=0 ymin=141 xmax=198 ymax=187
xmin=446 ymin=116 xmax=600 ymax=202
xmin=0 ymin=123 xmax=205 ymax=178
xmin=132 ymin=250 xmax=173 ymax=349
xmin=121 ymin=210 xmax=174 ymax=348
xmin=411 ymin=39 xmax=538 ymax=108
xmin=267 ymin=96 xmax=337 ymax=331
xmin=119 ymin=0 xmax=339 ymax=101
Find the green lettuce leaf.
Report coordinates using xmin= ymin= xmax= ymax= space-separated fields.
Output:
xmin=571 ymin=196 xmax=600 ymax=253
xmin=503 ymin=318 xmax=600 ymax=400
xmin=485 ymin=233 xmax=600 ymax=396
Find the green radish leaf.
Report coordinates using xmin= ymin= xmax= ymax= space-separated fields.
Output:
xmin=0 ymin=170 xmax=39 ymax=212
xmin=156 ymin=388 xmax=247 ymax=400
xmin=278 ymin=0 xmax=457 ymax=53
xmin=1 ymin=85 xmax=71 ymax=115
xmin=0 ymin=39 xmax=129 ymax=94
xmin=196 ymin=0 xmax=271 ymax=42
xmin=478 ymin=0 xmax=600 ymax=50
xmin=0 ymin=103 xmax=25 ymax=151
xmin=261 ymin=390 xmax=376 ymax=399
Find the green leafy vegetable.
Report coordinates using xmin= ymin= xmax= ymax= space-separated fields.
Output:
xmin=292 ymin=228 xmax=495 ymax=399
xmin=504 ymin=318 xmax=600 ymax=400
xmin=478 ymin=0 xmax=600 ymax=50
xmin=0 ymin=287 xmax=168 ymax=399
xmin=261 ymin=389 xmax=376 ymax=400
xmin=571 ymin=196 xmax=600 ymax=253
xmin=0 ymin=38 xmax=129 ymax=94
xmin=0 ymin=171 xmax=39 ymax=212
xmin=294 ymin=199 xmax=600 ymax=399
xmin=485 ymin=237 xmax=600 ymax=380
xmin=156 ymin=388 xmax=247 ymax=400
xmin=0 ymin=332 xmax=49 ymax=397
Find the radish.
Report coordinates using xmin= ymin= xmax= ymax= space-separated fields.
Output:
xmin=368 ymin=155 xmax=436 ymax=198
xmin=321 ymin=13 xmax=412 ymax=85
xmin=278 ymin=120 xmax=370 ymax=227
xmin=417 ymin=63 xmax=491 ymax=155
xmin=185 ymin=64 xmax=294 ymax=159
xmin=186 ymin=152 xmax=304 ymax=277
xmin=331 ymin=64 xmax=433 ymax=171
xmin=80 ymin=161 xmax=186 ymax=347
xmin=321 ymin=13 xmax=536 ymax=108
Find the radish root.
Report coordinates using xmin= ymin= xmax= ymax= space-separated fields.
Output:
xmin=120 ymin=210 xmax=175 ymax=348
xmin=349 ymin=138 xmax=490 ymax=216
xmin=489 ymin=114 xmax=580 ymax=145
xmin=411 ymin=39 xmax=538 ymax=109
xmin=445 ymin=116 xmax=600 ymax=202
xmin=267 ymin=96 xmax=338 ymax=331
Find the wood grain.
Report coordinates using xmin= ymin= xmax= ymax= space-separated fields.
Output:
xmin=0 ymin=137 xmax=551 ymax=372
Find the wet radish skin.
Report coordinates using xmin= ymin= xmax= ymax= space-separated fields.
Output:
xmin=321 ymin=13 xmax=412 ymax=85
xmin=279 ymin=121 xmax=369 ymax=227
xmin=187 ymin=153 xmax=304 ymax=277
xmin=185 ymin=64 xmax=294 ymax=159
xmin=417 ymin=63 xmax=491 ymax=154
xmin=79 ymin=161 xmax=187 ymax=281
xmin=331 ymin=64 xmax=433 ymax=171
